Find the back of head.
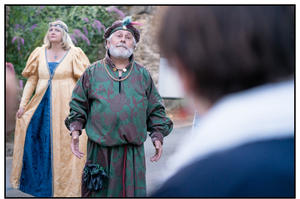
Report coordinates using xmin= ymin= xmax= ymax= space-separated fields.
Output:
xmin=158 ymin=6 xmax=295 ymax=102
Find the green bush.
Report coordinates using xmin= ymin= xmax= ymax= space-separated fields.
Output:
xmin=6 ymin=5 xmax=123 ymax=81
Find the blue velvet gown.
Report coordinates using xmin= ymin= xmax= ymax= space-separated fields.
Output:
xmin=19 ymin=62 xmax=58 ymax=197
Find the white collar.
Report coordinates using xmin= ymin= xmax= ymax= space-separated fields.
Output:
xmin=164 ymin=80 xmax=294 ymax=181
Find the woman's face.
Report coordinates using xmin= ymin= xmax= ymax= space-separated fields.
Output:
xmin=48 ymin=25 xmax=63 ymax=44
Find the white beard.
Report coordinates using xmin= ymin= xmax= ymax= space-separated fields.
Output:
xmin=109 ymin=44 xmax=134 ymax=59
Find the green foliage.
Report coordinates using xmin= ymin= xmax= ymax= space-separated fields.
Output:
xmin=6 ymin=5 xmax=120 ymax=81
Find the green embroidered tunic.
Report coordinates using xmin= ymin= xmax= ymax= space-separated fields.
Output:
xmin=65 ymin=54 xmax=173 ymax=197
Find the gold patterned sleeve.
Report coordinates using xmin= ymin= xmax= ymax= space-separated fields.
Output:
xmin=72 ymin=47 xmax=90 ymax=80
xmin=19 ymin=47 xmax=40 ymax=108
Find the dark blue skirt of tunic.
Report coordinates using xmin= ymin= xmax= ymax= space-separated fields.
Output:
xmin=19 ymin=62 xmax=58 ymax=197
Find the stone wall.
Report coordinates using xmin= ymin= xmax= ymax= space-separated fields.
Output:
xmin=125 ymin=6 xmax=160 ymax=84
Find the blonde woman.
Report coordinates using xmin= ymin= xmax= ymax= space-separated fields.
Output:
xmin=10 ymin=20 xmax=89 ymax=197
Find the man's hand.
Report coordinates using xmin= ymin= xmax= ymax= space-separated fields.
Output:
xmin=16 ymin=107 xmax=24 ymax=118
xmin=71 ymin=131 xmax=84 ymax=159
xmin=150 ymin=140 xmax=162 ymax=162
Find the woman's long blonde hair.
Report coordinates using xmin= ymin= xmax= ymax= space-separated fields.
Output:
xmin=43 ymin=20 xmax=74 ymax=50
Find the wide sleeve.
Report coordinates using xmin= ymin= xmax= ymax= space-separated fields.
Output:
xmin=65 ymin=69 xmax=90 ymax=134
xmin=72 ymin=47 xmax=90 ymax=80
xmin=146 ymin=72 xmax=173 ymax=144
xmin=19 ymin=47 xmax=41 ymax=108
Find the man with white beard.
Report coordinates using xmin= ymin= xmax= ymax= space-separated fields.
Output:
xmin=65 ymin=17 xmax=173 ymax=197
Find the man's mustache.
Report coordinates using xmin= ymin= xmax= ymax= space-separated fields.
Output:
xmin=116 ymin=44 xmax=128 ymax=49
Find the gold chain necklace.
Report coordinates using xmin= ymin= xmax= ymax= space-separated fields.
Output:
xmin=102 ymin=59 xmax=134 ymax=82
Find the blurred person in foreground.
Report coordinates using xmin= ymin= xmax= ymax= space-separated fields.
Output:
xmin=65 ymin=16 xmax=173 ymax=197
xmin=153 ymin=6 xmax=294 ymax=197
xmin=10 ymin=20 xmax=90 ymax=197
xmin=6 ymin=62 xmax=18 ymax=134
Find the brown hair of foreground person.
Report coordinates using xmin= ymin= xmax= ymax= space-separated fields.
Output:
xmin=158 ymin=6 xmax=294 ymax=103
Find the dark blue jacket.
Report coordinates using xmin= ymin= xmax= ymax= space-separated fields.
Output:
xmin=152 ymin=137 xmax=294 ymax=197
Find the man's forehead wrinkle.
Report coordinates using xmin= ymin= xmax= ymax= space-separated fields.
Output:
xmin=113 ymin=30 xmax=133 ymax=37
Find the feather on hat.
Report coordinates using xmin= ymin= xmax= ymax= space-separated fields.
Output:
xmin=104 ymin=16 xmax=142 ymax=43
